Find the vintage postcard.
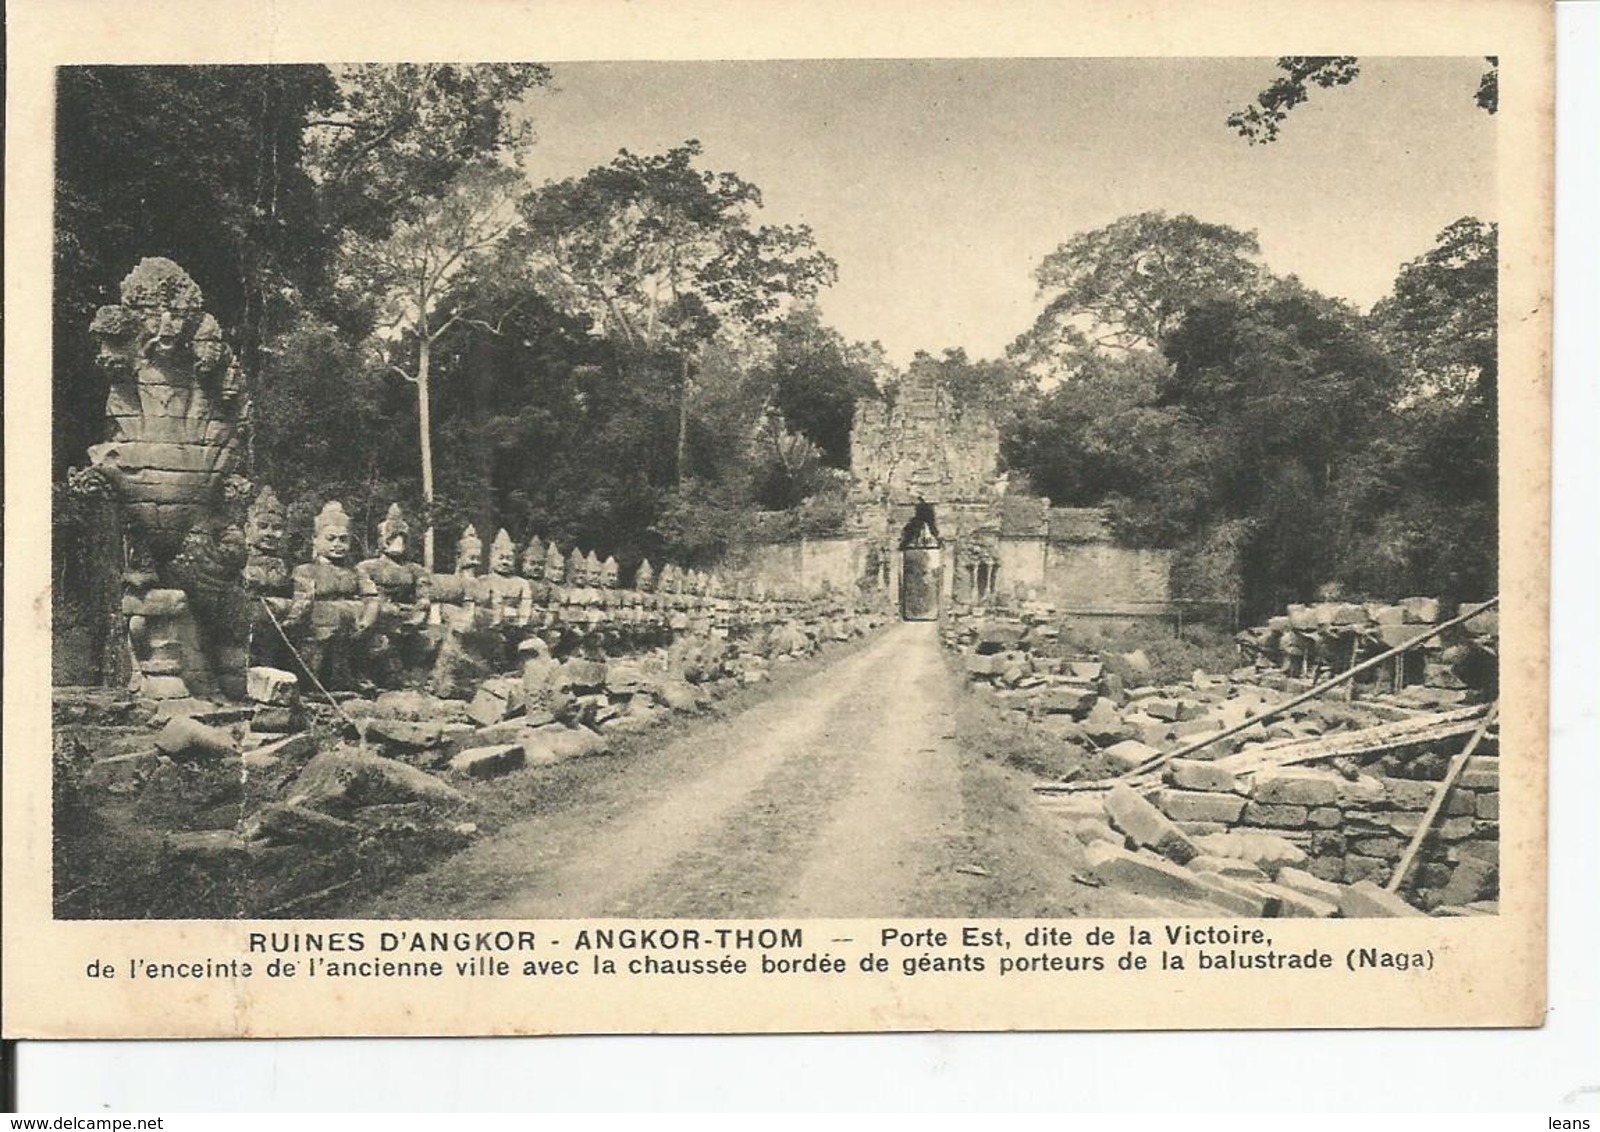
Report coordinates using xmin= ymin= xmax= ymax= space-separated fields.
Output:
xmin=3 ymin=0 xmax=1551 ymax=1038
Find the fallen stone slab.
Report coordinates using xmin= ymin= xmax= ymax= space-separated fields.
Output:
xmin=291 ymin=748 xmax=467 ymax=812
xmin=1187 ymin=855 xmax=1270 ymax=882
xmin=361 ymin=716 xmax=448 ymax=753
xmin=450 ymin=743 xmax=526 ymax=779
xmin=164 ymin=830 xmax=249 ymax=861
xmin=1185 ymin=870 xmax=1274 ymax=916
xmin=1104 ymin=783 xmax=1199 ymax=865
xmin=241 ymin=732 xmax=317 ymax=772
xmin=1101 ymin=738 xmax=1160 ymax=772
xmin=1337 ymin=879 xmax=1424 ymax=918
xmin=1256 ymin=882 xmax=1339 ymax=918
xmin=522 ymin=725 xmax=609 ymax=765
xmin=1081 ymin=842 xmax=1215 ymax=904
xmin=154 ymin=716 xmax=238 ymax=763
xmin=1274 ymin=866 xmax=1346 ymax=906
xmin=245 ymin=801 xmax=359 ymax=846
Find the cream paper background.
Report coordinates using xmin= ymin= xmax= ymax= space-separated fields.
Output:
xmin=2 ymin=0 xmax=1552 ymax=1040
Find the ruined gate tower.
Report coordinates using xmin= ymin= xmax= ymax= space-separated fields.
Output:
xmin=847 ymin=367 xmax=1006 ymax=618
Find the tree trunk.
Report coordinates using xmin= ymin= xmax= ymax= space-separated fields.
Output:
xmin=418 ymin=338 xmax=436 ymax=572
xmin=676 ymin=353 xmax=690 ymax=486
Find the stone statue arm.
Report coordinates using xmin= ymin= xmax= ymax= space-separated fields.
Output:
xmin=284 ymin=568 xmax=315 ymax=629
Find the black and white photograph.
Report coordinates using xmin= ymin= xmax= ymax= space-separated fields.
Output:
xmin=4 ymin=0 xmax=1553 ymax=1042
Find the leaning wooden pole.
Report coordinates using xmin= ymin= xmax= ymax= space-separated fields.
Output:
xmin=1043 ymin=596 xmax=1500 ymax=793
xmin=1386 ymin=702 xmax=1499 ymax=895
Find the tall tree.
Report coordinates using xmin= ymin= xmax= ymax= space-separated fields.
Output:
xmin=517 ymin=140 xmax=838 ymax=482
xmin=1009 ymin=212 xmax=1263 ymax=377
xmin=340 ymin=162 xmax=527 ymax=568
xmin=303 ymin=63 xmax=552 ymax=239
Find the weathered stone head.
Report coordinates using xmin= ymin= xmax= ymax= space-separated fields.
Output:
xmin=568 ymin=547 xmax=586 ymax=587
xmin=521 ymin=535 xmax=546 ymax=580
xmin=378 ymin=503 xmax=411 ymax=561
xmin=245 ymin=487 xmax=287 ymax=558
xmin=585 ymin=550 xmax=602 ymax=586
xmin=635 ymin=559 xmax=655 ymax=593
xmin=456 ymin=525 xmax=483 ymax=575
xmin=490 ymin=529 xmax=517 ymax=577
xmin=312 ymin=501 xmax=354 ymax=565
xmin=659 ymin=563 xmax=679 ymax=594
xmin=544 ymin=541 xmax=566 ymax=584
xmin=600 ymin=556 xmax=620 ymax=589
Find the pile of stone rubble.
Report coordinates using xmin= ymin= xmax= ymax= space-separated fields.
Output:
xmin=945 ymin=601 xmax=1500 ymax=917
xmin=57 ymin=597 xmax=883 ymax=915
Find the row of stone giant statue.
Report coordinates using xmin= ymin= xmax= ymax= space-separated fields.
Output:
xmin=70 ymin=257 xmax=838 ymax=703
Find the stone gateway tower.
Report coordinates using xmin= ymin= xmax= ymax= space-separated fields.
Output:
xmin=843 ymin=364 xmax=1174 ymax=618
xmin=847 ymin=365 xmax=1009 ymax=616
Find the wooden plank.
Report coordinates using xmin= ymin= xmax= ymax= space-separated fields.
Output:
xmin=1386 ymin=704 xmax=1500 ymax=894
xmin=1112 ymin=597 xmax=1499 ymax=781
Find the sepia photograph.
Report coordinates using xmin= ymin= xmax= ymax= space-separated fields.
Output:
xmin=4 ymin=0 xmax=1552 ymax=1041
xmin=45 ymin=55 xmax=1507 ymax=923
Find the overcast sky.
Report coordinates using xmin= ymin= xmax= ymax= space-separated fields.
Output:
xmin=519 ymin=57 xmax=1494 ymax=365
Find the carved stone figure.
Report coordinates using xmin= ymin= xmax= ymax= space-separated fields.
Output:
xmin=358 ymin=504 xmax=430 ymax=607
xmin=545 ymin=542 xmax=568 ymax=587
xmin=354 ymin=504 xmax=432 ymax=684
xmin=600 ymin=555 xmax=620 ymax=589
xmin=84 ymin=258 xmax=243 ymax=562
xmin=456 ymin=525 xmax=484 ymax=577
xmin=635 ymin=559 xmax=655 ymax=593
xmin=483 ymin=528 xmax=534 ymax=627
xmin=521 ymin=535 xmax=547 ymax=580
xmin=284 ymin=501 xmax=378 ymax=689
xmin=243 ymin=488 xmax=291 ymax=600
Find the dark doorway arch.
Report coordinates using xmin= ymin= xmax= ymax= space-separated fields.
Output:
xmin=899 ymin=501 xmax=942 ymax=621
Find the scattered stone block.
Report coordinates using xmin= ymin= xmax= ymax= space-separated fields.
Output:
xmin=450 ymin=743 xmax=526 ymax=779
xmin=1101 ymin=738 xmax=1159 ymax=771
xmin=1185 ymin=871 xmax=1273 ymax=916
xmin=1305 ymin=806 xmax=1342 ymax=828
xmin=1458 ymin=757 xmax=1499 ymax=791
xmin=1154 ymin=789 xmax=1247 ymax=824
xmin=1188 ymin=855 xmax=1270 ymax=882
xmin=1256 ymin=882 xmax=1339 ymax=918
xmin=1081 ymin=842 xmax=1212 ymax=903
xmin=1172 ymin=717 xmax=1222 ymax=738
xmin=1165 ymin=758 xmax=1240 ymax=794
xmin=1083 ymin=698 xmax=1131 ymax=743
xmin=1104 ymin=783 xmax=1199 ymax=865
xmin=361 ymin=716 xmax=447 ymax=752
xmin=1069 ymin=819 xmax=1124 ymax=847
xmin=1338 ymin=879 xmax=1424 ymax=918
xmin=1038 ymin=687 xmax=1097 ymax=716
xmin=1475 ymin=792 xmax=1499 ymax=820
xmin=1275 ymin=866 xmax=1345 ymax=905
xmin=291 ymin=748 xmax=467 ymax=812
xmin=1384 ymin=778 xmax=1438 ymax=810
xmin=246 ymin=666 xmax=299 ymax=706
xmin=241 ymin=732 xmax=316 ymax=771
xmin=246 ymin=802 xmax=359 ymax=846
xmin=1242 ymin=802 xmax=1309 ymax=828
xmin=154 ymin=716 xmax=238 ymax=762
xmin=1252 ymin=768 xmax=1341 ymax=807
xmin=1341 ymin=855 xmax=1392 ymax=886
xmin=1067 ymin=660 xmax=1103 ymax=680
xmin=165 ymin=830 xmax=248 ymax=861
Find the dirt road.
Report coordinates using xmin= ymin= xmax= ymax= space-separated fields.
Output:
xmin=356 ymin=622 xmax=1187 ymax=919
